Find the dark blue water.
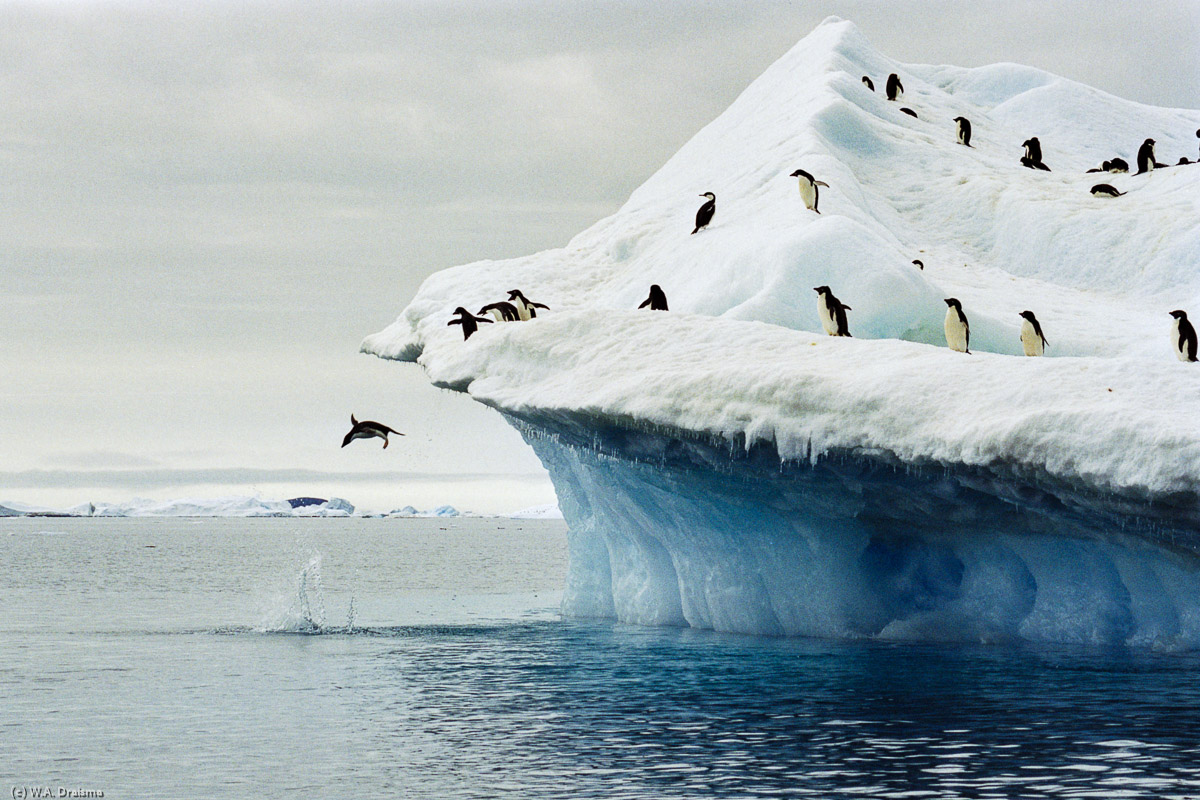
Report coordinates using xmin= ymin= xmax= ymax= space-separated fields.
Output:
xmin=3 ymin=518 xmax=1200 ymax=798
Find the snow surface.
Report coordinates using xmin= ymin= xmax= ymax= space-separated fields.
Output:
xmin=364 ymin=18 xmax=1200 ymax=646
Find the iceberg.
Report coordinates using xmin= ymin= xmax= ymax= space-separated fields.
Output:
xmin=363 ymin=19 xmax=1200 ymax=647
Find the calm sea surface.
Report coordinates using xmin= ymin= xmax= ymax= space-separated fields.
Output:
xmin=3 ymin=517 xmax=1200 ymax=799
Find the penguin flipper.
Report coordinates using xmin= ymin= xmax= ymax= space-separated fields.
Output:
xmin=638 ymin=298 xmax=650 ymax=309
xmin=448 ymin=319 xmax=462 ymax=326
xmin=691 ymin=226 xmax=700 ymax=234
xmin=341 ymin=432 xmax=354 ymax=448
xmin=531 ymin=302 xmax=550 ymax=310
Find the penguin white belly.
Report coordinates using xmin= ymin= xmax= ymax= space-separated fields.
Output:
xmin=817 ymin=297 xmax=838 ymax=335
xmin=485 ymin=309 xmax=504 ymax=322
xmin=944 ymin=310 xmax=969 ymax=352
xmin=798 ymin=179 xmax=818 ymax=211
xmin=514 ymin=302 xmax=532 ymax=321
xmin=1020 ymin=320 xmax=1044 ymax=356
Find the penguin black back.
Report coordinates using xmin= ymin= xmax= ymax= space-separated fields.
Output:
xmin=861 ymin=75 xmax=874 ymax=91
xmin=638 ymin=284 xmax=668 ymax=311
xmin=448 ymin=306 xmax=493 ymax=340
xmin=692 ymin=192 xmax=716 ymax=234
xmin=900 ymin=107 xmax=917 ymax=118
xmin=1171 ymin=310 xmax=1198 ymax=362
xmin=885 ymin=73 xmax=902 ymax=101
xmin=1090 ymin=183 xmax=1124 ymax=197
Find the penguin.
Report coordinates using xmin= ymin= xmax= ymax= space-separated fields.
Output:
xmin=448 ymin=306 xmax=494 ymax=340
xmin=1021 ymin=138 xmax=1050 ymax=171
xmin=1090 ymin=183 xmax=1125 ymax=197
xmin=813 ymin=286 xmax=851 ymax=337
xmin=506 ymin=290 xmax=549 ymax=321
xmin=1178 ymin=157 xmax=1192 ymax=166
xmin=342 ymin=414 xmax=404 ymax=449
xmin=692 ymin=192 xmax=716 ymax=234
xmin=638 ymin=284 xmax=668 ymax=311
xmin=912 ymin=259 xmax=924 ymax=270
xmin=1018 ymin=310 xmax=1048 ymax=357
xmin=885 ymin=73 xmax=903 ymax=101
xmin=1107 ymin=158 xmax=1130 ymax=173
xmin=478 ymin=301 xmax=520 ymax=322
xmin=862 ymin=76 xmax=875 ymax=91
xmin=790 ymin=169 xmax=829 ymax=214
xmin=943 ymin=298 xmax=970 ymax=353
xmin=1169 ymin=310 xmax=1198 ymax=362
xmin=953 ymin=116 xmax=972 ymax=147
xmin=1136 ymin=138 xmax=1166 ymax=174
xmin=900 ymin=107 xmax=917 ymax=118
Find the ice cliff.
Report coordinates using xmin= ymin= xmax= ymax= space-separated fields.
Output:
xmin=364 ymin=18 xmax=1200 ymax=647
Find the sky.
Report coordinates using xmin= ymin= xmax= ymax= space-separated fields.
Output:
xmin=2 ymin=1 xmax=1197 ymax=513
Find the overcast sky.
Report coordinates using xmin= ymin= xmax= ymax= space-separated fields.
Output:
xmin=2 ymin=1 xmax=1197 ymax=512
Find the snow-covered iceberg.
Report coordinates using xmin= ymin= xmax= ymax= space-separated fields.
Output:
xmin=364 ymin=19 xmax=1200 ymax=647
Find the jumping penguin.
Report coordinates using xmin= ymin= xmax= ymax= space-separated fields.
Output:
xmin=638 ymin=285 xmax=668 ymax=311
xmin=1018 ymin=310 xmax=1048 ymax=357
xmin=692 ymin=192 xmax=716 ymax=234
xmin=342 ymin=414 xmax=404 ymax=449
xmin=790 ymin=169 xmax=829 ymax=214
xmin=506 ymin=290 xmax=549 ymax=321
xmin=943 ymin=298 xmax=970 ymax=353
xmin=1170 ymin=310 xmax=1198 ymax=362
xmin=862 ymin=76 xmax=875 ymax=91
xmin=953 ymin=116 xmax=972 ymax=147
xmin=885 ymin=73 xmax=903 ymax=101
xmin=479 ymin=301 xmax=520 ymax=322
xmin=448 ymin=306 xmax=494 ymax=340
xmin=813 ymin=286 xmax=852 ymax=337
xmin=1090 ymin=183 xmax=1125 ymax=197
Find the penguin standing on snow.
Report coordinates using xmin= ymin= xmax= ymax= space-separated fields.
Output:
xmin=953 ymin=117 xmax=972 ymax=147
xmin=943 ymin=298 xmax=970 ymax=353
xmin=1018 ymin=310 xmax=1048 ymax=357
xmin=1021 ymin=137 xmax=1050 ymax=171
xmin=479 ymin=301 xmax=520 ymax=321
xmin=1090 ymin=183 xmax=1125 ymax=197
xmin=862 ymin=75 xmax=875 ymax=91
xmin=790 ymin=169 xmax=829 ymax=214
xmin=885 ymin=73 xmax=903 ymax=101
xmin=342 ymin=414 xmax=404 ymax=449
xmin=506 ymin=290 xmax=549 ymax=321
xmin=448 ymin=306 xmax=493 ymax=340
xmin=813 ymin=286 xmax=852 ymax=337
xmin=1169 ymin=310 xmax=1198 ymax=362
xmin=1136 ymin=138 xmax=1166 ymax=174
xmin=638 ymin=285 xmax=668 ymax=311
xmin=692 ymin=192 xmax=716 ymax=234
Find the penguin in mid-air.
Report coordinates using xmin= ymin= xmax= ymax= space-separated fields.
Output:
xmin=943 ymin=298 xmax=970 ymax=353
xmin=1090 ymin=183 xmax=1125 ymax=197
xmin=1021 ymin=137 xmax=1050 ymax=171
xmin=1136 ymin=138 xmax=1166 ymax=174
xmin=885 ymin=73 xmax=903 ymax=101
xmin=692 ymin=192 xmax=716 ymax=234
xmin=638 ymin=285 xmax=668 ymax=311
xmin=813 ymin=286 xmax=851 ymax=337
xmin=448 ymin=306 xmax=493 ymax=340
xmin=790 ymin=169 xmax=829 ymax=214
xmin=953 ymin=117 xmax=972 ymax=147
xmin=479 ymin=301 xmax=520 ymax=322
xmin=862 ymin=76 xmax=874 ymax=91
xmin=1169 ymin=310 xmax=1198 ymax=362
xmin=342 ymin=414 xmax=404 ymax=449
xmin=1018 ymin=310 xmax=1048 ymax=357
xmin=506 ymin=290 xmax=549 ymax=321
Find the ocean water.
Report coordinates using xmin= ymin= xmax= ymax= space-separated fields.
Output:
xmin=3 ymin=518 xmax=1200 ymax=799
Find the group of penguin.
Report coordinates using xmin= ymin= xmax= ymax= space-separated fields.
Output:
xmin=448 ymin=289 xmax=550 ymax=340
xmin=684 ymin=72 xmax=1200 ymax=363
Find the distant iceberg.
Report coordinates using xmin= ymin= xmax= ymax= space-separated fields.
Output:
xmin=0 ymin=496 xmax=356 ymax=518
xmin=387 ymin=504 xmax=461 ymax=518
xmin=364 ymin=19 xmax=1200 ymax=647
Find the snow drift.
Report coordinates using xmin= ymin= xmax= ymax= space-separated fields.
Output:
xmin=364 ymin=19 xmax=1200 ymax=646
